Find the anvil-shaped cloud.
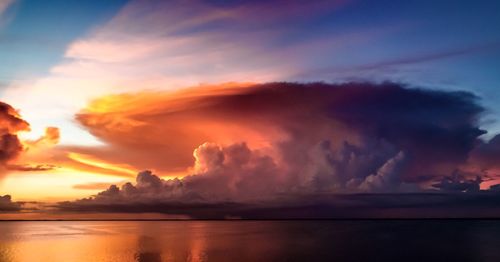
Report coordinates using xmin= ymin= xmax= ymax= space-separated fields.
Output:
xmin=56 ymin=82 xmax=500 ymax=213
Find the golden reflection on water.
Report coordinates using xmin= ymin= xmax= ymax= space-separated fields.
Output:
xmin=0 ymin=221 xmax=293 ymax=262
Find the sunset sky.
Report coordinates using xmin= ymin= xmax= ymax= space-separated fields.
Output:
xmin=1 ymin=0 xmax=500 ymax=219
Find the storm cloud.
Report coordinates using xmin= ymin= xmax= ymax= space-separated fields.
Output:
xmin=57 ymin=82 xmax=500 ymax=217
xmin=75 ymin=82 xmax=486 ymax=182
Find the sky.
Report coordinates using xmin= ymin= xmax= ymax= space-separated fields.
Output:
xmin=1 ymin=0 xmax=500 ymax=219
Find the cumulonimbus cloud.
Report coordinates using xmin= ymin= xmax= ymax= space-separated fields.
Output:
xmin=55 ymin=81 xmax=500 ymax=217
xmin=75 ymin=82 xmax=486 ymax=180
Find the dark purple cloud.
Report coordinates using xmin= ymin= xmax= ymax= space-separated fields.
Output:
xmin=57 ymin=178 xmax=500 ymax=218
xmin=469 ymin=134 xmax=500 ymax=170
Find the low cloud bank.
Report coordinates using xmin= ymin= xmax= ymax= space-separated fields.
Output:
xmin=57 ymin=170 xmax=500 ymax=218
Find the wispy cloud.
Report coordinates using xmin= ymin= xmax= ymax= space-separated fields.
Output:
xmin=298 ymin=41 xmax=500 ymax=78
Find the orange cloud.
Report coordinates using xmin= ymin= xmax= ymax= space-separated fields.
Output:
xmin=0 ymin=101 xmax=31 ymax=175
xmin=15 ymin=146 xmax=138 ymax=178
xmin=67 ymin=152 xmax=136 ymax=176
xmin=0 ymin=101 xmax=30 ymax=134
xmin=72 ymin=83 xmax=296 ymax=175
xmin=9 ymin=127 xmax=61 ymax=173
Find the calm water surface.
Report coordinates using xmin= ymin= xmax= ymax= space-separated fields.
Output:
xmin=1 ymin=220 xmax=500 ymax=261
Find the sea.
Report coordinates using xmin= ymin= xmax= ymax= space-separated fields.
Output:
xmin=1 ymin=220 xmax=500 ymax=261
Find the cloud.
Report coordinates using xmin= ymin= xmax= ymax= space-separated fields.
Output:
xmin=432 ymin=174 xmax=482 ymax=192
xmin=355 ymin=151 xmax=409 ymax=192
xmin=0 ymin=102 xmax=61 ymax=178
xmin=300 ymin=41 xmax=500 ymax=77
xmin=0 ymin=195 xmax=21 ymax=212
xmin=0 ymin=101 xmax=29 ymax=134
xmin=63 ymin=139 xmax=469 ymax=206
xmin=73 ymin=82 xmax=485 ymax=183
xmin=0 ymin=101 xmax=30 ymax=174
xmin=72 ymin=182 xmax=117 ymax=190
xmin=7 ymin=163 xmax=57 ymax=172
xmin=68 ymin=142 xmax=280 ymax=204
xmin=469 ymin=134 xmax=500 ymax=170
xmin=58 ymin=175 xmax=500 ymax=218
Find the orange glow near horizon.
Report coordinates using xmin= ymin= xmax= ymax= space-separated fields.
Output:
xmin=1 ymin=167 xmax=126 ymax=201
